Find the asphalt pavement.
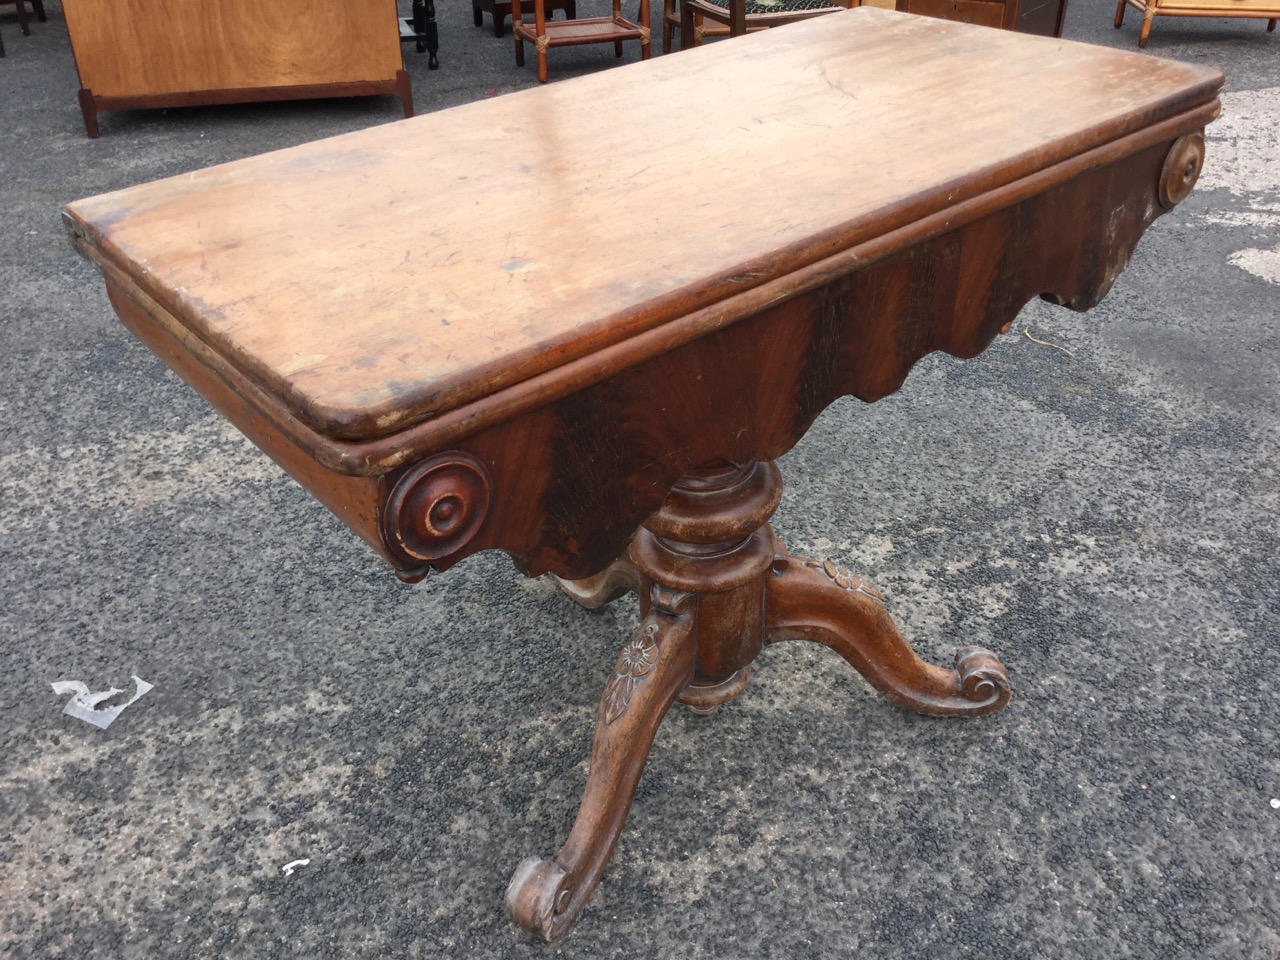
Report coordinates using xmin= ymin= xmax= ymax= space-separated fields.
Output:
xmin=1 ymin=1 xmax=1278 ymax=957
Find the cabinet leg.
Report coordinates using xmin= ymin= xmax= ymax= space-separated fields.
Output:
xmin=505 ymin=608 xmax=696 ymax=941
xmin=395 ymin=70 xmax=414 ymax=118
xmin=77 ymin=88 xmax=99 ymax=139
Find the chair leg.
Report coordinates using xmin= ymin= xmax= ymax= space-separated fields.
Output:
xmin=31 ymin=0 xmax=45 ymax=21
xmin=1113 ymin=0 xmax=1125 ymax=27
xmin=639 ymin=0 xmax=651 ymax=60
xmin=679 ymin=0 xmax=696 ymax=48
xmin=1268 ymin=17 xmax=1276 ymax=30
xmin=14 ymin=0 xmax=30 ymax=36
xmin=1138 ymin=5 xmax=1155 ymax=45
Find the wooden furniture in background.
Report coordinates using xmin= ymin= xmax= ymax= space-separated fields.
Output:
xmin=61 ymin=0 xmax=412 ymax=138
xmin=66 ymin=10 xmax=1221 ymax=941
xmin=677 ymin=0 xmax=1065 ymax=46
xmin=678 ymin=0 xmax=850 ymax=49
xmin=513 ymin=0 xmax=650 ymax=82
xmin=904 ymin=0 xmax=1068 ymax=32
xmin=476 ymin=0 xmax=578 ymax=37
xmin=0 ymin=0 xmax=44 ymax=36
xmin=401 ymin=0 xmax=441 ymax=70
xmin=662 ymin=0 xmax=732 ymax=51
xmin=1114 ymin=0 xmax=1275 ymax=47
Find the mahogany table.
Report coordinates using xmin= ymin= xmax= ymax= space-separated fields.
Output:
xmin=64 ymin=10 xmax=1221 ymax=941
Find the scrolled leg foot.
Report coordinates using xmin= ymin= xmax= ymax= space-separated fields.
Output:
xmin=504 ymin=857 xmax=573 ymax=940
xmin=954 ymin=645 xmax=1011 ymax=711
xmin=765 ymin=554 xmax=1011 ymax=718
xmin=506 ymin=610 xmax=696 ymax=941
xmin=551 ymin=553 xmax=641 ymax=609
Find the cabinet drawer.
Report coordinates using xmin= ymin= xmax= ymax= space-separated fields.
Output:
xmin=903 ymin=0 xmax=1007 ymax=27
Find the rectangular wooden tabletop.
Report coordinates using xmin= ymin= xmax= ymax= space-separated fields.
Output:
xmin=64 ymin=9 xmax=1222 ymax=448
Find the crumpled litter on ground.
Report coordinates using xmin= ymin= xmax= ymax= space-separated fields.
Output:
xmin=50 ymin=676 xmax=154 ymax=730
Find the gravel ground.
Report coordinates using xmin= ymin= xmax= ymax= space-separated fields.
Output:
xmin=1 ymin=1 xmax=1278 ymax=957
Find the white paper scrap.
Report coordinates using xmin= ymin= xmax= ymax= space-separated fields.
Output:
xmin=51 ymin=676 xmax=154 ymax=730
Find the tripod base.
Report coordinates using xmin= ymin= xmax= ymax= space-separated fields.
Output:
xmin=506 ymin=461 xmax=1009 ymax=940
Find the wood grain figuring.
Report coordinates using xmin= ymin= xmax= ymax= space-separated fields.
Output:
xmin=62 ymin=0 xmax=403 ymax=96
xmin=69 ymin=127 xmax=1220 ymax=582
xmin=65 ymin=10 xmax=1221 ymax=447
xmin=387 ymin=136 xmax=1204 ymax=582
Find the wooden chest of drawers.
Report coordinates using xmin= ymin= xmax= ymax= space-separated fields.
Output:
xmin=885 ymin=0 xmax=1067 ymax=36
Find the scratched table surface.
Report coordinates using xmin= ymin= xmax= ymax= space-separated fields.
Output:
xmin=63 ymin=9 xmax=1221 ymax=446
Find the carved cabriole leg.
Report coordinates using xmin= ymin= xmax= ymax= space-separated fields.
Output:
xmin=508 ymin=462 xmax=778 ymax=940
xmin=551 ymin=552 xmax=641 ymax=609
xmin=504 ymin=601 xmax=696 ymax=941
xmin=78 ymin=89 xmax=100 ymax=139
xmin=765 ymin=556 xmax=1011 ymax=717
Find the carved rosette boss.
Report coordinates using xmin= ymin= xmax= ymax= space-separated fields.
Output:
xmin=382 ymin=451 xmax=492 ymax=565
xmin=1159 ymin=132 xmax=1205 ymax=209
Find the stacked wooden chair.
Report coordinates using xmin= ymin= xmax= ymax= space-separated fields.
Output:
xmin=513 ymin=0 xmax=651 ymax=82
xmin=676 ymin=0 xmax=851 ymax=48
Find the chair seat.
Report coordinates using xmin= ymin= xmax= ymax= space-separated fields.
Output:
xmin=696 ymin=0 xmax=843 ymax=12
